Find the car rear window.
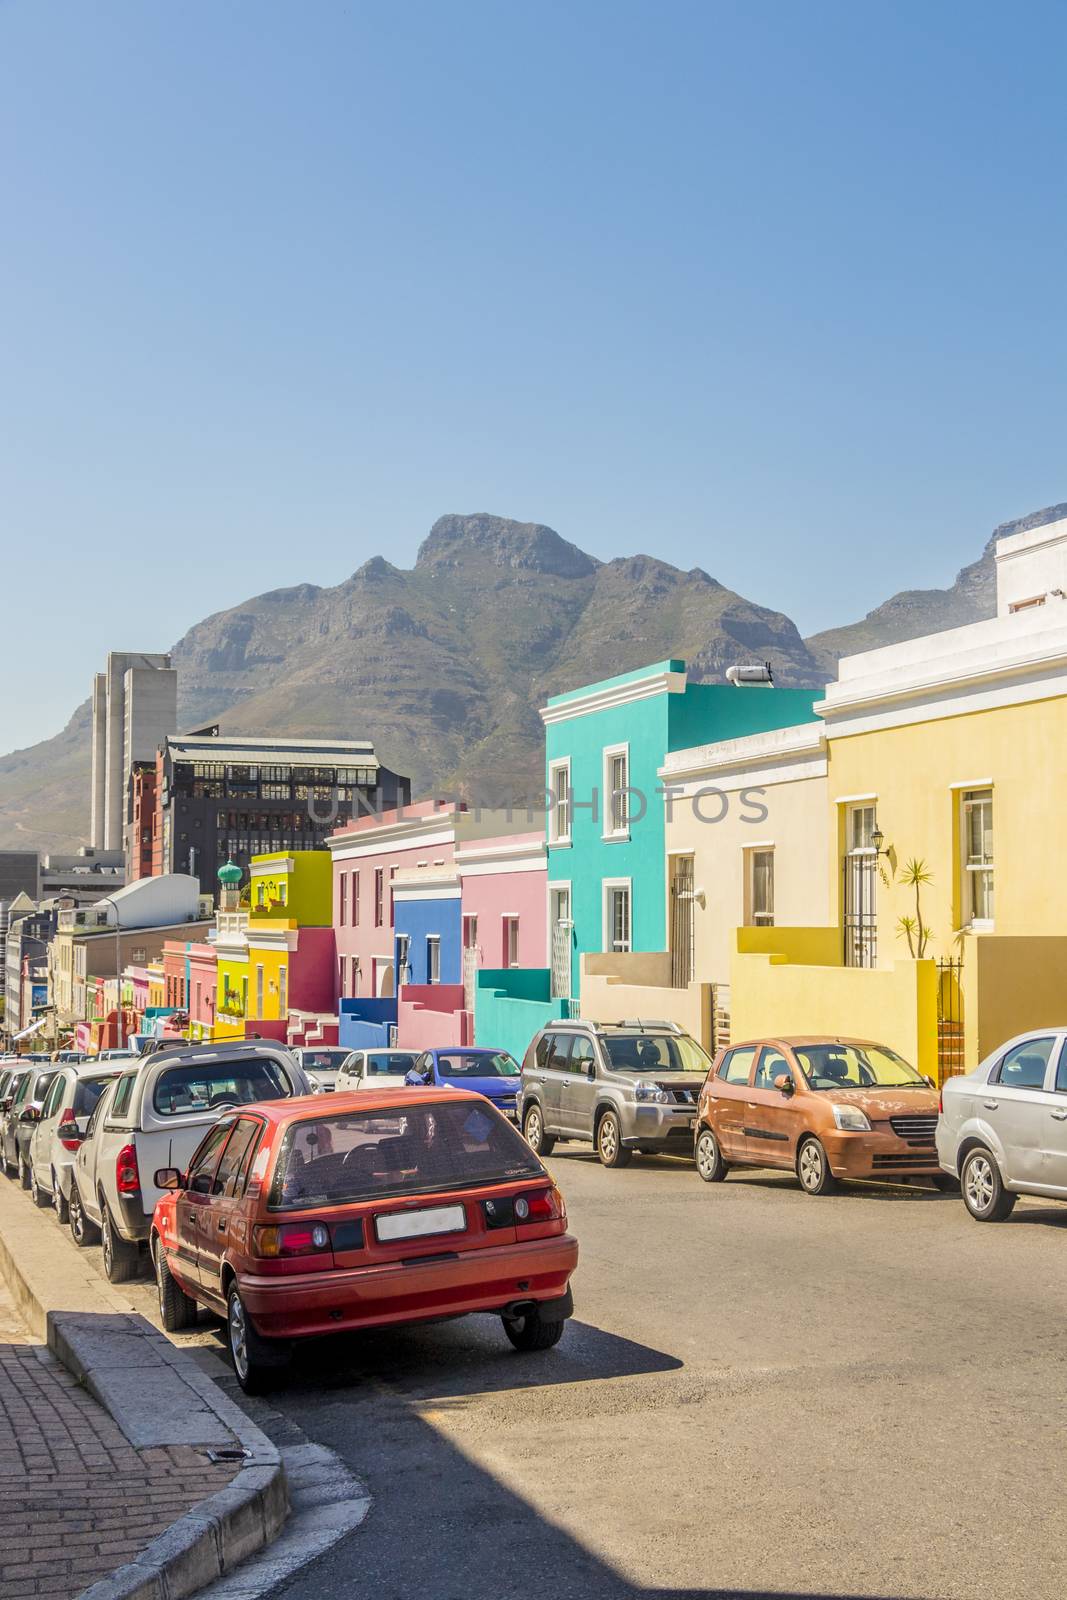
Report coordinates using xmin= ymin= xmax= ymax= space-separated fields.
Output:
xmin=364 ymin=1053 xmax=418 ymax=1076
xmin=153 ymin=1057 xmax=293 ymax=1117
xmin=73 ymin=1075 xmax=118 ymax=1117
xmin=302 ymin=1050 xmax=349 ymax=1070
xmin=269 ymin=1099 xmax=544 ymax=1210
xmin=31 ymin=1070 xmax=59 ymax=1103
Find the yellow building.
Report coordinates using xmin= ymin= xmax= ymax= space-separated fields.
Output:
xmin=212 ymin=853 xmax=334 ymax=1041
xmin=731 ymin=515 xmax=1067 ymax=1077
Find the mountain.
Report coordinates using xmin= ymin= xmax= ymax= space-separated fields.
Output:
xmin=803 ymin=502 xmax=1067 ymax=676
xmin=1 ymin=505 xmax=1060 ymax=855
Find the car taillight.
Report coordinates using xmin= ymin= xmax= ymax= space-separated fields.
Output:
xmin=116 ymin=1143 xmax=140 ymax=1196
xmin=253 ymin=1222 xmax=333 ymax=1259
xmin=58 ymin=1109 xmax=81 ymax=1152
xmin=485 ymin=1185 xmax=564 ymax=1229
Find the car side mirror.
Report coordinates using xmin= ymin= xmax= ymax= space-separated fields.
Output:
xmin=923 ymin=1075 xmax=935 ymax=1089
xmin=20 ymin=1106 xmax=40 ymax=1123
xmin=154 ymin=1167 xmax=184 ymax=1190
xmin=586 ymin=1060 xmax=597 ymax=1079
xmin=774 ymin=1074 xmax=795 ymax=1097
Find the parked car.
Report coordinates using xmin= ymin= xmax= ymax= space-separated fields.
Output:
xmin=335 ymin=1048 xmax=421 ymax=1090
xmin=27 ymin=1064 xmax=119 ymax=1219
xmin=70 ymin=1041 xmax=314 ymax=1283
xmin=291 ymin=1047 xmax=352 ymax=1093
xmin=407 ymin=1048 xmax=523 ymax=1122
xmin=520 ymin=1019 xmax=708 ymax=1165
xmin=150 ymin=1085 xmax=579 ymax=1393
xmin=693 ymin=1036 xmax=946 ymax=1195
xmin=0 ymin=1065 xmax=31 ymax=1174
xmin=2 ymin=1063 xmax=61 ymax=1188
xmin=936 ymin=1029 xmax=1067 ymax=1220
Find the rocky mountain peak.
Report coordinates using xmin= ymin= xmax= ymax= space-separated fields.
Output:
xmin=415 ymin=513 xmax=599 ymax=580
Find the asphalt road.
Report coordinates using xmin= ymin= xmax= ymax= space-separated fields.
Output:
xmin=162 ymin=1148 xmax=1065 ymax=1600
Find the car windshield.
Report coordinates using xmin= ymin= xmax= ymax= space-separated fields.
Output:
xmin=792 ymin=1044 xmax=926 ymax=1090
xmin=435 ymin=1052 xmax=520 ymax=1079
xmin=601 ymin=1034 xmax=711 ymax=1073
xmin=269 ymin=1099 xmax=543 ymax=1209
xmin=73 ymin=1075 xmax=118 ymax=1116
xmin=302 ymin=1050 xmax=349 ymax=1070
xmin=364 ymin=1053 xmax=419 ymax=1076
xmin=153 ymin=1057 xmax=293 ymax=1116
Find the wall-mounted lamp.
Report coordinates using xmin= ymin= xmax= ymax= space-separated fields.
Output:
xmin=871 ymin=824 xmax=890 ymax=856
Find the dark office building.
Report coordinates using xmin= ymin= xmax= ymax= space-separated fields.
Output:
xmin=0 ymin=851 xmax=40 ymax=904
xmin=153 ymin=729 xmax=411 ymax=896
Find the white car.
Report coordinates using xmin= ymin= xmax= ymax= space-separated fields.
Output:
xmin=291 ymin=1047 xmax=352 ymax=1093
xmin=336 ymin=1048 xmax=421 ymax=1091
xmin=936 ymin=1029 xmax=1067 ymax=1220
xmin=27 ymin=1063 xmax=120 ymax=1220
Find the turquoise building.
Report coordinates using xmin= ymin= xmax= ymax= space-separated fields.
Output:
xmin=542 ymin=660 xmax=819 ymax=1001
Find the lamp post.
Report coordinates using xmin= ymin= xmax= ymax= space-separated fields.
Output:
xmin=97 ymin=895 xmax=124 ymax=1049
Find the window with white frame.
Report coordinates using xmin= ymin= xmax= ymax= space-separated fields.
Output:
xmin=339 ymin=873 xmax=348 ymax=926
xmin=747 ymin=848 xmax=775 ymax=926
xmin=503 ymin=915 xmax=519 ymax=968
xmin=426 ymin=935 xmax=441 ymax=984
xmin=603 ymin=744 xmax=630 ymax=839
xmin=603 ymin=880 xmax=632 ymax=953
xmin=961 ymin=788 xmax=994 ymax=924
xmin=255 ymin=964 xmax=264 ymax=1019
xmin=278 ymin=965 xmax=287 ymax=1015
xmin=549 ymin=758 xmax=571 ymax=845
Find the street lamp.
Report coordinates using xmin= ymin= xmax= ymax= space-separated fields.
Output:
xmin=97 ymin=895 xmax=124 ymax=1049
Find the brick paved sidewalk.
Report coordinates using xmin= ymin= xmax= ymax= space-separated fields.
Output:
xmin=0 ymin=1281 xmax=237 ymax=1600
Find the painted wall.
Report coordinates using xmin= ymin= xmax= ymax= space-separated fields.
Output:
xmin=579 ymin=951 xmax=713 ymax=1047
xmin=338 ymin=997 xmax=397 ymax=1051
xmin=393 ymin=892 xmax=462 ymax=987
xmin=288 ymin=926 xmax=337 ymax=1013
xmin=961 ymin=936 xmax=1067 ymax=1066
xmin=474 ymin=968 xmax=569 ymax=1063
xmin=456 ymin=832 xmax=546 ymax=971
xmin=250 ymin=851 xmax=333 ymax=926
xmin=397 ymin=985 xmax=469 ymax=1049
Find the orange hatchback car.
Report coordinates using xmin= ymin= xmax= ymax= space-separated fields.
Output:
xmin=693 ymin=1037 xmax=949 ymax=1195
xmin=151 ymin=1087 xmax=578 ymax=1392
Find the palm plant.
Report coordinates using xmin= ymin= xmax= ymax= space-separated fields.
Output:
xmin=895 ymin=857 xmax=933 ymax=957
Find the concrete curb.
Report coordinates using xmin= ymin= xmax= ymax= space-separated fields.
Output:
xmin=0 ymin=1183 xmax=289 ymax=1600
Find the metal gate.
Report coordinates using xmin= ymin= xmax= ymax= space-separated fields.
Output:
xmin=937 ymin=958 xmax=965 ymax=1084
xmin=843 ymin=852 xmax=877 ymax=968
xmin=670 ymin=856 xmax=695 ymax=989
xmin=462 ymin=944 xmax=480 ymax=1014
xmin=550 ymin=920 xmax=572 ymax=1001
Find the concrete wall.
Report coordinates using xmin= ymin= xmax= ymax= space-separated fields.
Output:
xmin=730 ymin=941 xmax=939 ymax=1079
xmin=289 ymin=926 xmax=336 ymax=1013
xmin=962 ymin=936 xmax=1067 ymax=1066
xmin=397 ymin=984 xmax=468 ymax=1048
xmin=339 ymin=997 xmax=397 ymax=1051
xmin=579 ymin=952 xmax=713 ymax=1047
xmin=475 ymin=967 xmax=569 ymax=1062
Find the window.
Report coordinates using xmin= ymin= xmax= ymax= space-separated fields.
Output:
xmin=962 ymin=788 xmax=993 ymax=924
xmin=754 ymin=1048 xmax=790 ymax=1091
xmin=569 ymin=1037 xmax=596 ymax=1077
xmin=718 ymin=1047 xmax=757 ymax=1084
xmin=339 ymin=873 xmax=348 ymax=926
xmin=603 ymin=744 xmax=630 ymax=839
xmin=849 ymin=804 xmax=877 ymax=852
xmin=374 ymin=868 xmax=384 ymax=927
xmin=426 ymin=935 xmax=441 ymax=984
xmin=747 ymin=849 xmax=775 ymax=927
xmin=212 ymin=1117 xmax=262 ymax=1198
xmin=255 ymin=964 xmax=264 ymax=1019
xmin=535 ymin=1033 xmax=571 ymax=1072
xmin=549 ymin=758 xmax=571 ymax=845
xmin=352 ymin=870 xmax=360 ymax=926
xmin=1056 ymin=1043 xmax=1067 ymax=1095
xmin=278 ymin=966 xmax=287 ymax=1016
xmin=603 ymin=880 xmax=631 ymax=954
xmin=992 ymin=1036 xmax=1054 ymax=1090
xmin=110 ymin=1072 xmax=137 ymax=1118
xmin=503 ymin=915 xmax=519 ymax=968
xmin=153 ymin=1056 xmax=293 ymax=1117
xmin=389 ymin=865 xmax=397 ymax=928
xmin=186 ymin=1122 xmax=235 ymax=1194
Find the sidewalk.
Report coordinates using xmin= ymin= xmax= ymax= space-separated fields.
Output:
xmin=0 ymin=1279 xmax=237 ymax=1600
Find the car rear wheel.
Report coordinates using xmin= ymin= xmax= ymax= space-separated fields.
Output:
xmin=502 ymin=1309 xmax=566 ymax=1351
xmin=596 ymin=1110 xmax=631 ymax=1168
xmin=54 ymin=1173 xmax=70 ymax=1226
xmin=961 ymin=1147 xmax=1016 ymax=1222
xmin=226 ymin=1285 xmax=289 ymax=1395
xmin=695 ymin=1127 xmax=729 ymax=1183
xmin=523 ymin=1104 xmax=555 ymax=1157
xmin=17 ymin=1151 xmax=32 ymax=1190
xmin=30 ymin=1166 xmax=51 ymax=1208
xmin=797 ymin=1136 xmax=837 ymax=1196
xmin=154 ymin=1237 xmax=199 ymax=1332
xmin=69 ymin=1184 xmax=99 ymax=1247
xmin=101 ymin=1205 xmax=140 ymax=1283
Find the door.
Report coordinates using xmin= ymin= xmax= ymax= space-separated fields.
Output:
xmin=844 ymin=805 xmax=877 ymax=968
xmin=549 ymin=888 xmax=572 ymax=1001
xmin=173 ymin=1120 xmax=234 ymax=1287
xmin=1041 ymin=1039 xmax=1067 ymax=1193
xmin=30 ymin=1072 xmax=68 ymax=1186
xmin=983 ymin=1035 xmax=1059 ymax=1187
xmin=194 ymin=1117 xmax=263 ymax=1300
xmin=670 ymin=856 xmax=695 ymax=989
xmin=462 ymin=916 xmax=480 ymax=1012
xmin=742 ymin=1047 xmax=804 ymax=1167
xmin=560 ymin=1036 xmax=597 ymax=1136
xmin=531 ymin=1032 xmax=571 ymax=1132
xmin=706 ymin=1046 xmax=758 ymax=1159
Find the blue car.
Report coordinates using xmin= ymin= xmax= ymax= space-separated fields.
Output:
xmin=405 ymin=1047 xmax=522 ymax=1120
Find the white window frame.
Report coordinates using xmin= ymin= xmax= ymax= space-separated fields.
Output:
xmin=960 ymin=787 xmax=994 ymax=928
xmin=745 ymin=845 xmax=775 ymax=927
xmin=548 ymin=757 xmax=572 ymax=846
xmin=426 ymin=934 xmax=441 ymax=985
xmin=602 ymin=877 xmax=632 ymax=954
xmin=602 ymin=742 xmax=630 ymax=841
xmin=255 ymin=964 xmax=264 ymax=1019
xmin=278 ymin=965 xmax=287 ymax=1015
xmin=502 ymin=914 xmax=520 ymax=968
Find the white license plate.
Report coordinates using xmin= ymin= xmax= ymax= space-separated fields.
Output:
xmin=375 ymin=1204 xmax=467 ymax=1243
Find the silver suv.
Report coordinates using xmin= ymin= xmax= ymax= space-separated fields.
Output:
xmin=519 ymin=1019 xmax=711 ymax=1167
xmin=937 ymin=1028 xmax=1067 ymax=1220
xmin=70 ymin=1041 xmax=312 ymax=1282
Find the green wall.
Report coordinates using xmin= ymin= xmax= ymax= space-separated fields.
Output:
xmin=475 ymin=968 xmax=569 ymax=1063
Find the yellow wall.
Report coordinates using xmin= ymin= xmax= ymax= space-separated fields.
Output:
xmin=730 ymin=944 xmax=939 ymax=1079
xmin=666 ymin=770 xmax=830 ymax=981
xmin=250 ymin=852 xmax=332 ymax=926
xmin=244 ymin=936 xmax=292 ymax=1024
xmin=826 ymin=695 xmax=1067 ymax=956
xmin=961 ymin=935 xmax=1067 ymax=1066
xmin=214 ymin=950 xmax=248 ymax=1040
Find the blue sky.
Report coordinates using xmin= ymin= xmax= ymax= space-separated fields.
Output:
xmin=2 ymin=0 xmax=1065 ymax=752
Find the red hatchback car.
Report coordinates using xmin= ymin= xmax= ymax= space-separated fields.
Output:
xmin=151 ymin=1087 xmax=578 ymax=1392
